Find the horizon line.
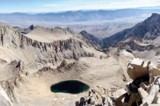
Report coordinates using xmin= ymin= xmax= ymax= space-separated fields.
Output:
xmin=1 ymin=6 xmax=160 ymax=14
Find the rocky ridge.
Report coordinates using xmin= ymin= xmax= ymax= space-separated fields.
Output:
xmin=0 ymin=24 xmax=95 ymax=70
xmin=103 ymin=13 xmax=160 ymax=48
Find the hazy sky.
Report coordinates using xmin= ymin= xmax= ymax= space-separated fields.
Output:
xmin=1 ymin=0 xmax=160 ymax=13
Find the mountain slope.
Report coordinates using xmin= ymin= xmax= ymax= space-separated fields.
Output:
xmin=103 ymin=13 xmax=160 ymax=48
xmin=80 ymin=30 xmax=102 ymax=46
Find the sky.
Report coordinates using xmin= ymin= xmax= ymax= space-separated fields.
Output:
xmin=1 ymin=0 xmax=160 ymax=13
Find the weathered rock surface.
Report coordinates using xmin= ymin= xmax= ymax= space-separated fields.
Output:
xmin=0 ymin=85 xmax=12 ymax=106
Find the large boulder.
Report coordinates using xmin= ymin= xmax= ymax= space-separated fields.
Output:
xmin=127 ymin=58 xmax=150 ymax=80
xmin=127 ymin=58 xmax=160 ymax=80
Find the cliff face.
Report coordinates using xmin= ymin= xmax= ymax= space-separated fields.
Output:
xmin=0 ymin=25 xmax=94 ymax=70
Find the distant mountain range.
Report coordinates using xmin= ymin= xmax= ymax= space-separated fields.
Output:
xmin=0 ymin=8 xmax=160 ymax=26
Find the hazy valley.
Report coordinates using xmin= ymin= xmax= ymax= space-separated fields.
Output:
xmin=1 ymin=8 xmax=160 ymax=39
